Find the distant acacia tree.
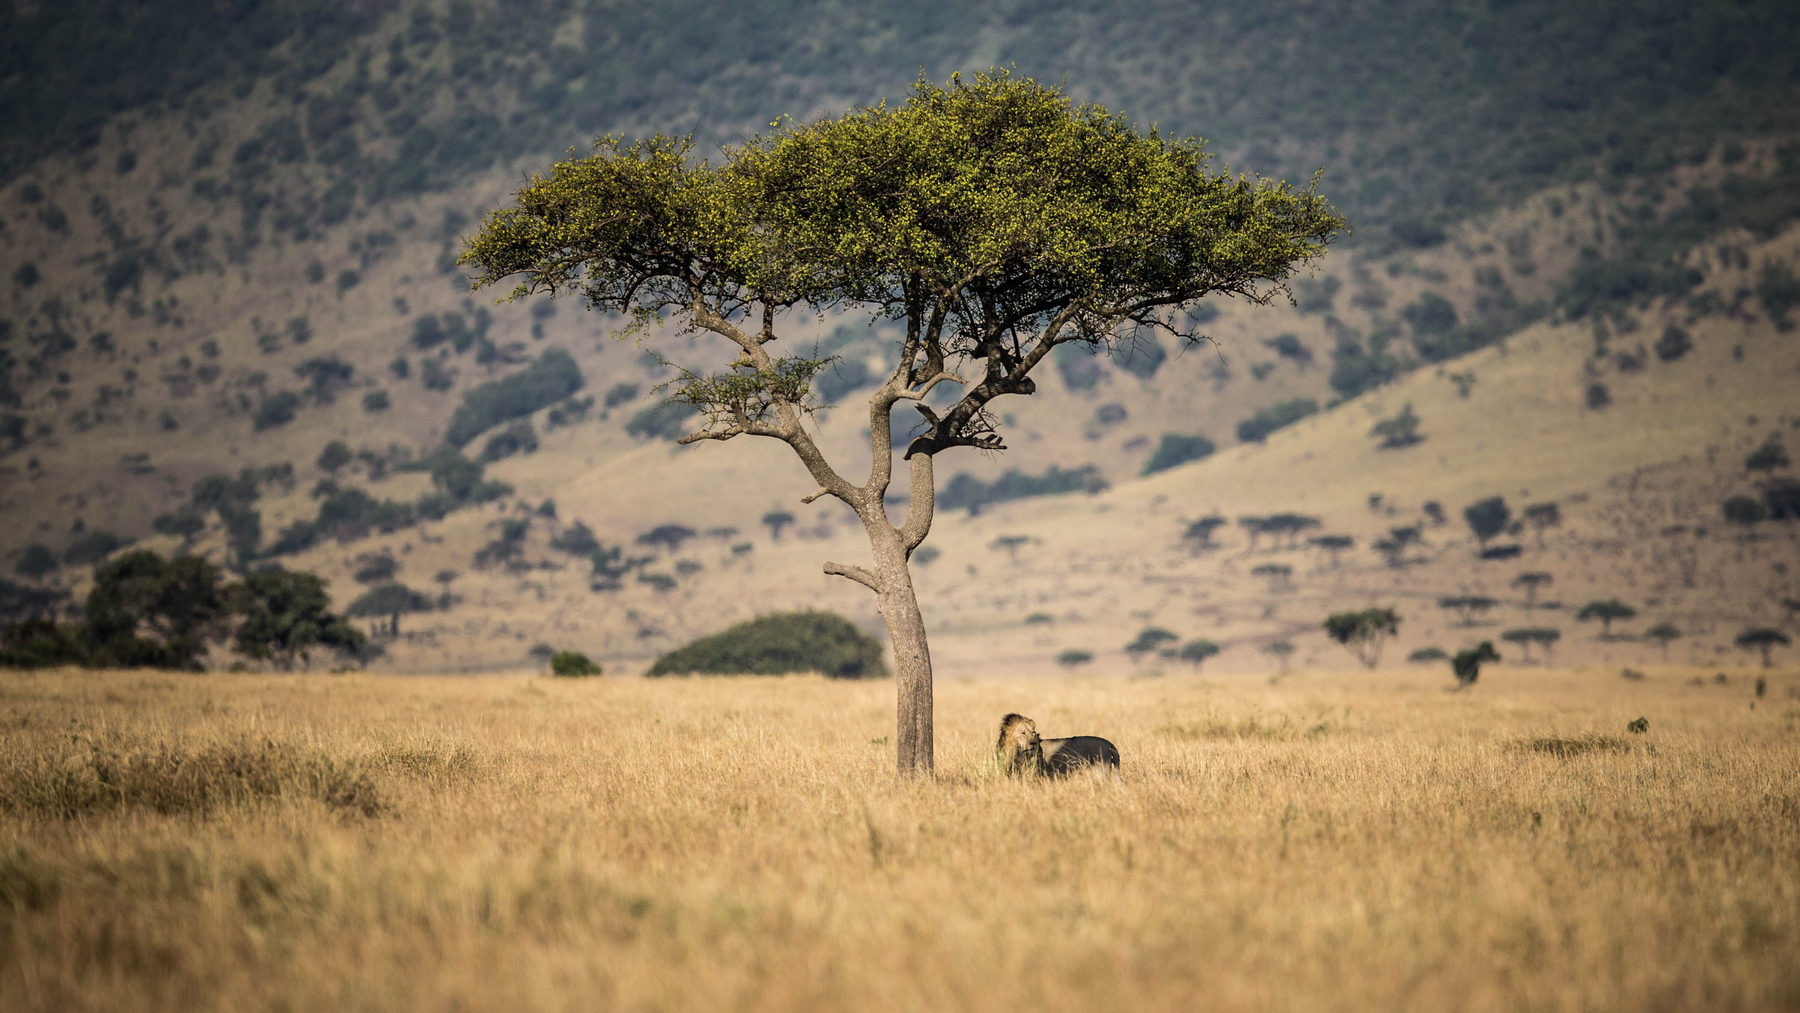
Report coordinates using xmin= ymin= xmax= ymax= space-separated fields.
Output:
xmin=1323 ymin=607 xmax=1400 ymax=669
xmin=989 ymin=534 xmax=1035 ymax=564
xmin=1438 ymin=595 xmax=1497 ymax=626
xmin=1372 ymin=525 xmax=1423 ymax=568
xmin=636 ymin=524 xmax=698 ymax=554
xmin=1636 ymin=622 xmax=1680 ymax=661
xmin=1126 ymin=627 xmax=1180 ymax=662
xmin=1521 ymin=502 xmax=1562 ymax=547
xmin=84 ymin=551 xmax=230 ymax=670
xmin=1056 ymin=648 xmax=1095 ymax=668
xmin=1263 ymin=639 xmax=1295 ymax=675
xmin=1179 ymin=638 xmax=1221 ymax=670
xmin=1464 ymin=496 xmax=1511 ymax=549
xmin=460 ymin=72 xmax=1341 ymax=774
xmin=1450 ymin=641 xmax=1499 ymax=690
xmin=1252 ymin=563 xmax=1294 ymax=592
xmin=1182 ymin=515 xmax=1228 ymax=553
xmin=228 ymin=568 xmax=364 ymax=670
xmin=1512 ymin=571 xmax=1553 ymax=611
xmin=1576 ymin=599 xmax=1637 ymax=638
xmin=1500 ymin=626 xmax=1561 ymax=664
xmin=1262 ymin=513 xmax=1322 ymax=549
xmin=1736 ymin=627 xmax=1790 ymax=667
xmin=1308 ymin=534 xmax=1354 ymax=568
xmin=1369 ymin=403 xmax=1423 ymax=449
xmin=760 ymin=510 xmax=796 ymax=542
xmin=1745 ymin=436 xmax=1789 ymax=476
xmin=1407 ymin=646 xmax=1448 ymax=664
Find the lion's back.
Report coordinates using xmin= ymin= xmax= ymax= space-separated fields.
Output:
xmin=1041 ymin=735 xmax=1120 ymax=774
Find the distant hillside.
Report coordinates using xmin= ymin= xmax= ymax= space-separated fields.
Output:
xmin=3 ymin=0 xmax=1799 ymax=672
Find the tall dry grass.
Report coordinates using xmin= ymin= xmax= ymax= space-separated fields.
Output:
xmin=1 ymin=666 xmax=1796 ymax=1011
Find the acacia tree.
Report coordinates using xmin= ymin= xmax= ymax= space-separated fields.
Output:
xmin=459 ymin=71 xmax=1342 ymax=774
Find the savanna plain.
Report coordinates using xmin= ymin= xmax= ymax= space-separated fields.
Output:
xmin=2 ymin=666 xmax=1797 ymax=1012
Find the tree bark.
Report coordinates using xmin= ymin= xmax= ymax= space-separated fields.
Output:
xmin=875 ymin=555 xmax=934 ymax=776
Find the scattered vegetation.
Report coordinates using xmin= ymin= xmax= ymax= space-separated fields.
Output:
xmin=646 ymin=611 xmax=887 ymax=679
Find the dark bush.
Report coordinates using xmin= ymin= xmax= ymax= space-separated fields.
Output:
xmin=252 ymin=390 xmax=302 ymax=431
xmin=937 ymin=464 xmax=1109 ymax=515
xmin=1142 ymin=433 xmax=1216 ymax=475
xmin=1236 ymin=398 xmax=1319 ymax=442
xmin=444 ymin=348 xmax=583 ymax=447
xmin=550 ymin=650 xmax=602 ymax=677
xmin=647 ymin=611 xmax=887 ymax=679
xmin=1654 ymin=325 xmax=1693 ymax=361
xmin=479 ymin=419 xmax=538 ymax=461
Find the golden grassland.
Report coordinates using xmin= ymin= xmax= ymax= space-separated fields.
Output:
xmin=2 ymin=666 xmax=1797 ymax=1012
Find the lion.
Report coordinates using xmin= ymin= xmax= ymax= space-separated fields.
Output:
xmin=996 ymin=713 xmax=1120 ymax=777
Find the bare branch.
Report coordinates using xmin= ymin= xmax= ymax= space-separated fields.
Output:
xmin=823 ymin=561 xmax=882 ymax=592
xmin=801 ymin=488 xmax=831 ymax=505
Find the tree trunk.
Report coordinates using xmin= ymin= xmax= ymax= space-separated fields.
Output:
xmin=877 ymin=562 xmax=934 ymax=776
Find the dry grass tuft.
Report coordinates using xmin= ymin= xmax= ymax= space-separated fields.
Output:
xmin=1508 ymin=733 xmax=1633 ymax=758
xmin=0 ymin=736 xmax=381 ymax=819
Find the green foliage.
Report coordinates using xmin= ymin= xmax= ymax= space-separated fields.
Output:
xmin=345 ymin=583 xmax=434 ymax=619
xmin=1142 ymin=433 xmax=1216 ymax=476
xmin=636 ymin=524 xmax=697 ymax=553
xmin=1745 ymin=436 xmax=1789 ymax=475
xmin=646 ymin=611 xmax=887 ymax=679
xmin=1735 ymin=627 xmax=1790 ymax=666
xmin=442 ymin=348 xmax=583 ymax=448
xmin=1370 ymin=403 xmax=1423 ymax=449
xmin=624 ymin=401 xmax=699 ymax=441
xmin=549 ymin=650 xmax=602 ymax=677
xmin=83 ymin=551 xmax=228 ymax=670
xmin=1407 ymin=646 xmax=1448 ymax=664
xmin=1055 ymin=649 xmax=1094 ymax=668
xmin=1654 ymin=325 xmax=1693 ymax=362
xmin=479 ymin=419 xmax=538 ymax=462
xmin=1576 ymin=599 xmax=1637 ymax=636
xmin=362 ymin=390 xmax=390 ymax=413
xmin=1402 ymin=291 xmax=1458 ymax=339
xmin=227 ymin=568 xmax=365 ymax=670
xmin=1125 ymin=627 xmax=1179 ymax=658
xmin=14 ymin=543 xmax=57 ymax=580
xmin=1181 ymin=515 xmax=1228 ymax=551
xmin=1178 ymin=639 xmax=1221 ymax=667
xmin=1263 ymin=333 xmax=1313 ymax=366
xmin=62 ymin=530 xmax=129 ymax=567
xmin=1328 ymin=332 xmax=1402 ymax=399
xmin=1322 ymin=607 xmax=1401 ymax=669
xmin=1235 ymin=398 xmax=1319 ymax=443
xmin=1721 ymin=494 xmax=1766 ymax=527
xmin=316 ymin=440 xmax=353 ymax=475
xmin=1463 ymin=496 xmax=1511 ymax=547
xmin=937 ymin=465 xmax=1109 ymax=516
xmin=252 ymin=390 xmax=301 ymax=431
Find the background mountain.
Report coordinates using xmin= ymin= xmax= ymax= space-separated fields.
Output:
xmin=2 ymin=0 xmax=1797 ymax=674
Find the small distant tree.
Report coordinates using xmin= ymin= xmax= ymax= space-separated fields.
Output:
xmin=1262 ymin=513 xmax=1322 ymax=549
xmin=1252 ymin=563 xmax=1294 ymax=593
xmin=529 ymin=643 xmax=556 ymax=667
xmin=1576 ymin=599 xmax=1637 ymax=638
xmin=761 ymin=510 xmax=795 ymax=542
xmin=1178 ymin=638 xmax=1221 ymax=670
xmin=1745 ymin=436 xmax=1789 ymax=476
xmin=990 ymin=534 xmax=1035 ymax=563
xmin=1530 ymin=627 xmax=1562 ymax=663
xmin=1323 ymin=607 xmax=1400 ymax=669
xmin=550 ymin=650 xmax=603 ymax=676
xmin=1182 ymin=515 xmax=1228 ymax=553
xmin=1450 ymin=641 xmax=1499 ymax=690
xmin=1521 ymin=502 xmax=1562 ymax=547
xmin=1308 ymin=534 xmax=1354 ymax=568
xmin=1126 ymin=627 xmax=1180 ymax=662
xmin=353 ymin=554 xmax=400 ymax=585
xmin=1262 ymin=639 xmax=1295 ymax=675
xmin=1464 ymin=496 xmax=1511 ymax=549
xmin=1369 ymin=403 xmax=1423 ymax=449
xmin=1408 ymin=646 xmax=1448 ymax=664
xmin=1736 ymin=627 xmax=1790 ymax=668
xmin=1372 ymin=525 xmax=1422 ymax=568
xmin=1238 ymin=515 xmax=1270 ymax=552
xmin=15 ymin=542 xmax=59 ymax=580
xmin=1438 ymin=595 xmax=1497 ymax=627
xmin=636 ymin=524 xmax=698 ymax=554
xmin=1722 ymin=494 xmax=1767 ymax=530
xmin=1056 ymin=648 xmax=1094 ymax=668
xmin=1512 ymin=571 xmax=1553 ymax=611
xmin=316 ymin=440 xmax=354 ymax=477
xmin=345 ymin=583 xmax=434 ymax=638
xmin=1643 ymin=622 xmax=1681 ymax=661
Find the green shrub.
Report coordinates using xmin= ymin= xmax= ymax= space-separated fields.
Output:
xmin=252 ymin=390 xmax=302 ymax=431
xmin=938 ymin=464 xmax=1109 ymax=515
xmin=625 ymin=401 xmax=699 ymax=441
xmin=1236 ymin=398 xmax=1319 ymax=442
xmin=550 ymin=650 xmax=602 ymax=677
xmin=1142 ymin=433 xmax=1216 ymax=475
xmin=647 ymin=611 xmax=887 ymax=679
xmin=362 ymin=390 xmax=391 ymax=412
xmin=479 ymin=419 xmax=538 ymax=461
xmin=443 ymin=348 xmax=583 ymax=447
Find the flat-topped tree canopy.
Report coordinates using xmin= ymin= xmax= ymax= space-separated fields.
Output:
xmin=459 ymin=70 xmax=1343 ymax=775
xmin=460 ymin=69 xmax=1341 ymax=460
